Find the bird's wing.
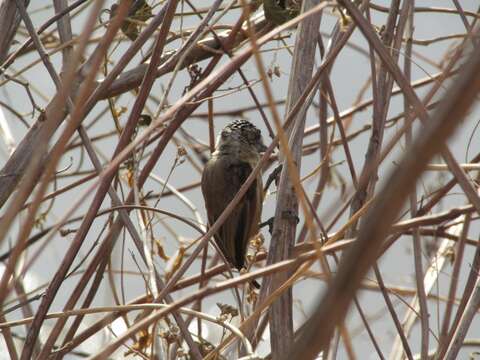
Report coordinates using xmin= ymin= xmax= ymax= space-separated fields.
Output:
xmin=201 ymin=156 xmax=261 ymax=269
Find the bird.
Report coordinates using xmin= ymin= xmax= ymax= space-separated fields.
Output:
xmin=110 ymin=0 xmax=153 ymax=41
xmin=201 ymin=120 xmax=267 ymax=287
xmin=264 ymin=0 xmax=301 ymax=26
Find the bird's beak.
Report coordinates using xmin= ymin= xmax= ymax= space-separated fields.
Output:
xmin=256 ymin=142 xmax=268 ymax=153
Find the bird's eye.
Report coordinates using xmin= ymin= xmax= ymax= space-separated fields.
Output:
xmin=247 ymin=132 xmax=257 ymax=142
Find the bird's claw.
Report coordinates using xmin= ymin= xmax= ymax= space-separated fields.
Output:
xmin=281 ymin=210 xmax=300 ymax=224
xmin=264 ymin=164 xmax=283 ymax=192
xmin=259 ymin=217 xmax=275 ymax=235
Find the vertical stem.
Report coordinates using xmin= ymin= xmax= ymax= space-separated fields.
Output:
xmin=404 ymin=2 xmax=429 ymax=359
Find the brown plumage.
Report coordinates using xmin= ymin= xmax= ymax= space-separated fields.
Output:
xmin=201 ymin=120 xmax=266 ymax=275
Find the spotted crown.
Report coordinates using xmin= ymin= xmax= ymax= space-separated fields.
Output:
xmin=222 ymin=120 xmax=261 ymax=145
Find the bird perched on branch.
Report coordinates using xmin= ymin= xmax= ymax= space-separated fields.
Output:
xmin=201 ymin=120 xmax=267 ymax=287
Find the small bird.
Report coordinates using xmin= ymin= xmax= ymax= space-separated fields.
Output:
xmin=201 ymin=120 xmax=267 ymax=285
xmin=110 ymin=0 xmax=153 ymax=41
xmin=264 ymin=0 xmax=301 ymax=26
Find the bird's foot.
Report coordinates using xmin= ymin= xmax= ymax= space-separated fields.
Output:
xmin=264 ymin=164 xmax=283 ymax=192
xmin=281 ymin=210 xmax=300 ymax=224
xmin=259 ymin=217 xmax=275 ymax=235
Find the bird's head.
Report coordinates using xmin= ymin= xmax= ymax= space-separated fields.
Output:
xmin=215 ymin=120 xmax=267 ymax=157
